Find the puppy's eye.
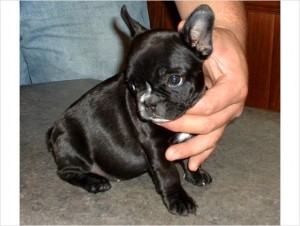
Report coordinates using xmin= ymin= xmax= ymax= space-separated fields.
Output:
xmin=127 ymin=80 xmax=136 ymax=92
xmin=168 ymin=75 xmax=183 ymax=87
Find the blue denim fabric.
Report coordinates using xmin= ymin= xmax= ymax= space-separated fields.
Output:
xmin=20 ymin=1 xmax=149 ymax=85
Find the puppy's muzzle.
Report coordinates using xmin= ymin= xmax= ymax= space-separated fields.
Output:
xmin=137 ymin=83 xmax=169 ymax=122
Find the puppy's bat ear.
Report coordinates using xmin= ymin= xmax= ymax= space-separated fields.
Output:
xmin=179 ymin=5 xmax=215 ymax=59
xmin=121 ymin=5 xmax=148 ymax=37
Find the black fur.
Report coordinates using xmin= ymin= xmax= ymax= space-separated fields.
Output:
xmin=47 ymin=5 xmax=214 ymax=216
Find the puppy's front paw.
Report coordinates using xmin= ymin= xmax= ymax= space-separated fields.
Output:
xmin=185 ymin=168 xmax=212 ymax=186
xmin=163 ymin=189 xmax=198 ymax=216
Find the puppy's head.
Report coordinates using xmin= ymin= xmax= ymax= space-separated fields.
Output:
xmin=121 ymin=5 xmax=214 ymax=122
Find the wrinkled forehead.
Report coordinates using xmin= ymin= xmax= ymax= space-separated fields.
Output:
xmin=127 ymin=31 xmax=198 ymax=78
xmin=131 ymin=31 xmax=187 ymax=58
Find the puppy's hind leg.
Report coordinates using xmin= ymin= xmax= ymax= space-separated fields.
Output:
xmin=181 ymin=159 xmax=212 ymax=186
xmin=48 ymin=127 xmax=111 ymax=194
xmin=58 ymin=168 xmax=111 ymax=194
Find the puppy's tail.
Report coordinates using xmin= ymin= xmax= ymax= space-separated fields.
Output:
xmin=45 ymin=127 xmax=54 ymax=152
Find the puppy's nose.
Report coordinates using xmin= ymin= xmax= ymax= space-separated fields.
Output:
xmin=144 ymin=101 xmax=156 ymax=111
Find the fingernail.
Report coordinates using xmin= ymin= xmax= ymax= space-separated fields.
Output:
xmin=155 ymin=121 xmax=169 ymax=126
xmin=189 ymin=163 xmax=199 ymax=172
xmin=166 ymin=148 xmax=176 ymax=161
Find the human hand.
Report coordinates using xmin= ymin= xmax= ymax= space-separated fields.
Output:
xmin=158 ymin=25 xmax=248 ymax=171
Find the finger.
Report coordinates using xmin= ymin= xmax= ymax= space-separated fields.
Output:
xmin=188 ymin=148 xmax=214 ymax=171
xmin=177 ymin=20 xmax=186 ymax=31
xmin=160 ymin=103 xmax=242 ymax=134
xmin=165 ymin=126 xmax=225 ymax=161
xmin=186 ymin=78 xmax=248 ymax=116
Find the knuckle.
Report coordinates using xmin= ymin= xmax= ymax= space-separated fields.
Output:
xmin=208 ymin=144 xmax=216 ymax=151
xmin=201 ymin=118 xmax=215 ymax=134
xmin=235 ymin=106 xmax=245 ymax=118
xmin=201 ymin=102 xmax=214 ymax=116
xmin=203 ymin=144 xmax=216 ymax=154
xmin=239 ymin=85 xmax=248 ymax=100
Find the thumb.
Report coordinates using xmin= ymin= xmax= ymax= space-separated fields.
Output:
xmin=177 ymin=20 xmax=186 ymax=32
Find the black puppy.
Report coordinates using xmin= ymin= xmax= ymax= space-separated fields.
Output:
xmin=47 ymin=5 xmax=214 ymax=216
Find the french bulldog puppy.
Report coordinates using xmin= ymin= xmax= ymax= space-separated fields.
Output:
xmin=46 ymin=5 xmax=214 ymax=216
